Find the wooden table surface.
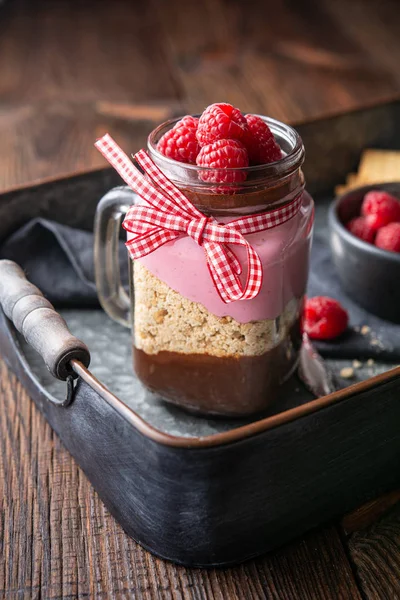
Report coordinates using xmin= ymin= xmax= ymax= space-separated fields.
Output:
xmin=1 ymin=1 xmax=400 ymax=598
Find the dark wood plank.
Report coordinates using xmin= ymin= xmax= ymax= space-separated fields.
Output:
xmin=327 ymin=0 xmax=400 ymax=91
xmin=0 ymin=357 xmax=362 ymax=599
xmin=0 ymin=101 xmax=175 ymax=189
xmin=347 ymin=504 xmax=400 ymax=600
xmin=153 ymin=0 xmax=400 ymax=121
xmin=342 ymin=491 xmax=400 ymax=535
xmin=0 ymin=0 xmax=181 ymax=190
xmin=0 ymin=0 xmax=179 ymax=106
xmin=250 ymin=526 xmax=363 ymax=600
xmin=1 ymin=0 xmax=400 ymax=189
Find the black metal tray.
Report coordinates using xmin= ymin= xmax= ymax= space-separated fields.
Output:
xmin=1 ymin=101 xmax=400 ymax=567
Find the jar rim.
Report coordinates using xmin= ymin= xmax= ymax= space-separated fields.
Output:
xmin=146 ymin=114 xmax=304 ymax=177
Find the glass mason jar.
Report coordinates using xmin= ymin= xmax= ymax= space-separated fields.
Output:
xmin=95 ymin=116 xmax=314 ymax=417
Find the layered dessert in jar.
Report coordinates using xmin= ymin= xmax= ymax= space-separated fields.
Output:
xmin=127 ymin=103 xmax=314 ymax=416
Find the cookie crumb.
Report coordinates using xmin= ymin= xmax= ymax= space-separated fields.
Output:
xmin=153 ymin=309 xmax=168 ymax=324
xmin=367 ymin=358 xmax=375 ymax=366
xmin=361 ymin=325 xmax=370 ymax=335
xmin=352 ymin=360 xmax=362 ymax=369
xmin=340 ymin=367 xmax=355 ymax=379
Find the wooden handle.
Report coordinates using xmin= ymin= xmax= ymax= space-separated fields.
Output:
xmin=0 ymin=260 xmax=90 ymax=380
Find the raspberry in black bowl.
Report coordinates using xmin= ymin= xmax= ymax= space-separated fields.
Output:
xmin=329 ymin=183 xmax=400 ymax=323
xmin=346 ymin=189 xmax=400 ymax=251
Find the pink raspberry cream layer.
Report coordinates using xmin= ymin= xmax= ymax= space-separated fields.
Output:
xmin=129 ymin=192 xmax=312 ymax=323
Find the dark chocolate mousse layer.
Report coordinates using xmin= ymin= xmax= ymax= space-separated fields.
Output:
xmin=181 ymin=169 xmax=305 ymax=212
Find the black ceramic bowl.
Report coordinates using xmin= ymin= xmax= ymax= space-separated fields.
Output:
xmin=328 ymin=182 xmax=400 ymax=323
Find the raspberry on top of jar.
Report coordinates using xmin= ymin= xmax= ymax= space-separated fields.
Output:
xmin=157 ymin=102 xmax=283 ymax=184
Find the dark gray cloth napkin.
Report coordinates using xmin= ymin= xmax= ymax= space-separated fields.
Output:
xmin=1 ymin=218 xmax=399 ymax=361
xmin=0 ymin=218 xmax=128 ymax=306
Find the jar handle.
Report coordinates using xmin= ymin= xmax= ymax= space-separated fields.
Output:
xmin=94 ymin=186 xmax=137 ymax=328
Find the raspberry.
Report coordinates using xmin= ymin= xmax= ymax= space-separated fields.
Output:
xmin=303 ymin=296 xmax=348 ymax=340
xmin=196 ymin=139 xmax=249 ymax=183
xmin=361 ymin=190 xmax=400 ymax=230
xmin=375 ymin=222 xmax=400 ymax=253
xmin=176 ymin=115 xmax=199 ymax=129
xmin=157 ymin=116 xmax=199 ymax=164
xmin=196 ymin=103 xmax=248 ymax=147
xmin=244 ymin=114 xmax=282 ymax=164
xmin=346 ymin=217 xmax=376 ymax=244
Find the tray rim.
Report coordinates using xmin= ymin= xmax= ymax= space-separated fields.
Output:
xmin=72 ymin=358 xmax=400 ymax=449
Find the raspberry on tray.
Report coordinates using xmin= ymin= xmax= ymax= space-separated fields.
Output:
xmin=303 ymin=296 xmax=349 ymax=340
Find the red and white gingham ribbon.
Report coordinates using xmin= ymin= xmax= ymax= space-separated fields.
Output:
xmin=95 ymin=134 xmax=302 ymax=304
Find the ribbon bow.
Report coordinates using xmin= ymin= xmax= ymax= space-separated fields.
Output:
xmin=95 ymin=134 xmax=302 ymax=304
